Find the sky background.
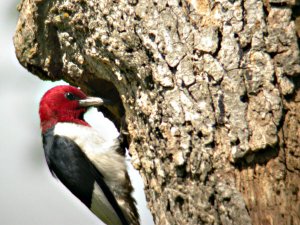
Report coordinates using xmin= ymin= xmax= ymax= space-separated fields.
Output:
xmin=0 ymin=1 xmax=153 ymax=224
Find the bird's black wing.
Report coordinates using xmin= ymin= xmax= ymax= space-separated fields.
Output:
xmin=42 ymin=128 xmax=129 ymax=225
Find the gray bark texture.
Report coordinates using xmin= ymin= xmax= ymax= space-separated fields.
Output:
xmin=14 ymin=0 xmax=300 ymax=224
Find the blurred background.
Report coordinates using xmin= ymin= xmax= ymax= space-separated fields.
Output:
xmin=0 ymin=1 xmax=153 ymax=224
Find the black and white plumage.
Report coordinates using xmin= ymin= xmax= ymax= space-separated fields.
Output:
xmin=39 ymin=85 xmax=139 ymax=225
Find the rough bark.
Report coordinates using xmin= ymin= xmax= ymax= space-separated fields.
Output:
xmin=14 ymin=0 xmax=300 ymax=224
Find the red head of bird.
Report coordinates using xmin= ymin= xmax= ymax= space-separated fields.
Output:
xmin=39 ymin=85 xmax=103 ymax=133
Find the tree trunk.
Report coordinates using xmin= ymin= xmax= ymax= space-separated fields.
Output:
xmin=14 ymin=0 xmax=300 ymax=224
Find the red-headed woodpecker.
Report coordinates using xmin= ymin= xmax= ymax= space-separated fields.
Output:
xmin=39 ymin=85 xmax=139 ymax=225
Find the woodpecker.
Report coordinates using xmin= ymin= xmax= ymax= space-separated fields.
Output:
xmin=39 ymin=85 xmax=139 ymax=225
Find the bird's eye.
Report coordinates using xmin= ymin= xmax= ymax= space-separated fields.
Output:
xmin=65 ymin=92 xmax=76 ymax=100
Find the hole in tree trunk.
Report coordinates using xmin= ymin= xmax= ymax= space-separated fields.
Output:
xmin=83 ymin=78 xmax=125 ymax=131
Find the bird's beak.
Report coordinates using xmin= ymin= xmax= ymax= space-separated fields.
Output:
xmin=78 ymin=97 xmax=104 ymax=107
